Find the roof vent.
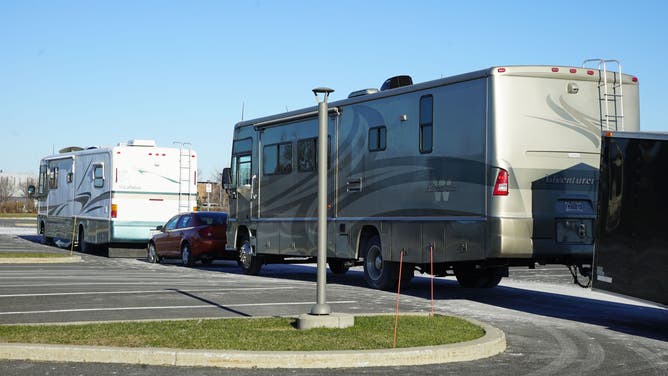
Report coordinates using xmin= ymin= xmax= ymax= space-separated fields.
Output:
xmin=348 ymin=88 xmax=379 ymax=98
xmin=126 ymin=139 xmax=156 ymax=147
xmin=380 ymin=75 xmax=413 ymax=91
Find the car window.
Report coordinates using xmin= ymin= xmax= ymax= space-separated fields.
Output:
xmin=197 ymin=213 xmax=227 ymax=225
xmin=177 ymin=215 xmax=192 ymax=229
xmin=164 ymin=216 xmax=179 ymax=231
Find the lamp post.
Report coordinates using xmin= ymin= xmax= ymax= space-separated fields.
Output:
xmin=310 ymin=87 xmax=334 ymax=316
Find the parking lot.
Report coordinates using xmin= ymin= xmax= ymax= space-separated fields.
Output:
xmin=0 ymin=222 xmax=667 ymax=375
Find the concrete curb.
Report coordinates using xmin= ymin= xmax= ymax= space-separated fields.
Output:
xmin=0 ymin=318 xmax=505 ymax=369
xmin=0 ymin=256 xmax=82 ymax=264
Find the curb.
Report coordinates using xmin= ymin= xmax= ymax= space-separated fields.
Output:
xmin=0 ymin=256 xmax=82 ymax=264
xmin=0 ymin=318 xmax=505 ymax=369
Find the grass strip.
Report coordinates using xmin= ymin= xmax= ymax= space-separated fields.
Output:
xmin=0 ymin=315 xmax=484 ymax=351
xmin=0 ymin=252 xmax=67 ymax=258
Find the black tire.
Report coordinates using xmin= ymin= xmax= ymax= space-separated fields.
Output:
xmin=147 ymin=242 xmax=161 ymax=264
xmin=77 ymin=227 xmax=88 ymax=253
xmin=328 ymin=259 xmax=350 ymax=275
xmin=400 ymin=264 xmax=414 ymax=286
xmin=362 ymin=235 xmax=398 ymax=290
xmin=238 ymin=239 xmax=263 ymax=275
xmin=41 ymin=223 xmax=53 ymax=245
xmin=181 ymin=243 xmax=194 ymax=266
xmin=454 ymin=265 xmax=505 ymax=288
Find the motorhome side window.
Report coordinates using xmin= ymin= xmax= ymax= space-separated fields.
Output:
xmin=263 ymin=142 xmax=292 ymax=175
xmin=93 ymin=164 xmax=104 ymax=188
xmin=237 ymin=155 xmax=251 ymax=185
xmin=297 ymin=137 xmax=331 ymax=172
xmin=48 ymin=167 xmax=58 ymax=189
xmin=368 ymin=126 xmax=387 ymax=151
xmin=419 ymin=95 xmax=433 ymax=154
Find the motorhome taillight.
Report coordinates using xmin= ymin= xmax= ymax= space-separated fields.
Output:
xmin=493 ymin=169 xmax=509 ymax=196
xmin=111 ymin=204 xmax=118 ymax=218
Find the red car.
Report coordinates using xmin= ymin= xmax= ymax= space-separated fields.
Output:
xmin=147 ymin=212 xmax=231 ymax=266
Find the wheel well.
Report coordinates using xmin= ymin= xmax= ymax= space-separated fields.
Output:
xmin=235 ymin=226 xmax=250 ymax=248
xmin=357 ymin=225 xmax=380 ymax=259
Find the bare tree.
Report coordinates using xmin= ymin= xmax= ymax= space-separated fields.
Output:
xmin=0 ymin=176 xmax=16 ymax=203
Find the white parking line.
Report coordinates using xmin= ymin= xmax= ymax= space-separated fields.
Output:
xmin=0 ymin=286 xmax=303 ymax=298
xmin=0 ymin=300 xmax=358 ymax=316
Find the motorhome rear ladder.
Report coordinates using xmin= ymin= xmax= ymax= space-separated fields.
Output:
xmin=582 ymin=59 xmax=625 ymax=131
xmin=174 ymin=141 xmax=193 ymax=213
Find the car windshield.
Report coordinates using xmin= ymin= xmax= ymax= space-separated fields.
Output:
xmin=197 ymin=213 xmax=227 ymax=225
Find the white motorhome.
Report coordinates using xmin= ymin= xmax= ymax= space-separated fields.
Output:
xmin=33 ymin=140 xmax=197 ymax=252
xmin=223 ymin=62 xmax=640 ymax=290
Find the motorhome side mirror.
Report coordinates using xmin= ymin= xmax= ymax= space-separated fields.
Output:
xmin=222 ymin=168 xmax=232 ymax=190
xmin=27 ymin=185 xmax=36 ymax=197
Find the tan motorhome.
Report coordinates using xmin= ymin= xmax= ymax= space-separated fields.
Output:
xmin=223 ymin=62 xmax=640 ymax=290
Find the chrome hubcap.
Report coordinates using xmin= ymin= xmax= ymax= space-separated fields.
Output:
xmin=365 ymin=245 xmax=383 ymax=281
xmin=239 ymin=242 xmax=252 ymax=269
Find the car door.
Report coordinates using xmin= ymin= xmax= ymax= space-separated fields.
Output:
xmin=155 ymin=215 xmax=181 ymax=256
xmin=176 ymin=214 xmax=193 ymax=250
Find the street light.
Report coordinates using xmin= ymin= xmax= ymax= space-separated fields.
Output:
xmin=310 ymin=87 xmax=334 ymax=316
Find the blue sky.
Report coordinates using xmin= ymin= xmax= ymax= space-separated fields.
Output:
xmin=2 ymin=1 xmax=667 ymax=178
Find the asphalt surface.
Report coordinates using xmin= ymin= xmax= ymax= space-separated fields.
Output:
xmin=0 ymin=219 xmax=666 ymax=375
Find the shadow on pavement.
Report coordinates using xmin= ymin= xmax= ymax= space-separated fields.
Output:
xmin=213 ymin=263 xmax=668 ymax=342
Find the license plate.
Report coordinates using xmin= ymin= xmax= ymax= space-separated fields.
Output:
xmin=564 ymin=200 xmax=585 ymax=213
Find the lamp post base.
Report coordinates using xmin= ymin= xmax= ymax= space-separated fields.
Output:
xmin=297 ymin=312 xmax=355 ymax=330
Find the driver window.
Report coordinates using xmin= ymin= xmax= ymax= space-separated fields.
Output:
xmin=164 ymin=216 xmax=179 ymax=231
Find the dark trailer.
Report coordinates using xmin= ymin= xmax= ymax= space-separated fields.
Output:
xmin=595 ymin=131 xmax=668 ymax=307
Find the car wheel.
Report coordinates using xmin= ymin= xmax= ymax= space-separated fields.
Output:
xmin=328 ymin=259 xmax=350 ymax=275
xmin=181 ymin=243 xmax=194 ymax=266
xmin=454 ymin=265 xmax=505 ymax=288
xmin=238 ymin=239 xmax=263 ymax=275
xmin=362 ymin=235 xmax=398 ymax=290
xmin=147 ymin=242 xmax=161 ymax=264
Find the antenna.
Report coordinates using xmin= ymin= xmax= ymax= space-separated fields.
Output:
xmin=241 ymin=101 xmax=245 ymax=121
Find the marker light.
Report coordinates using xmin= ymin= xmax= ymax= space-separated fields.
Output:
xmin=111 ymin=204 xmax=118 ymax=218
